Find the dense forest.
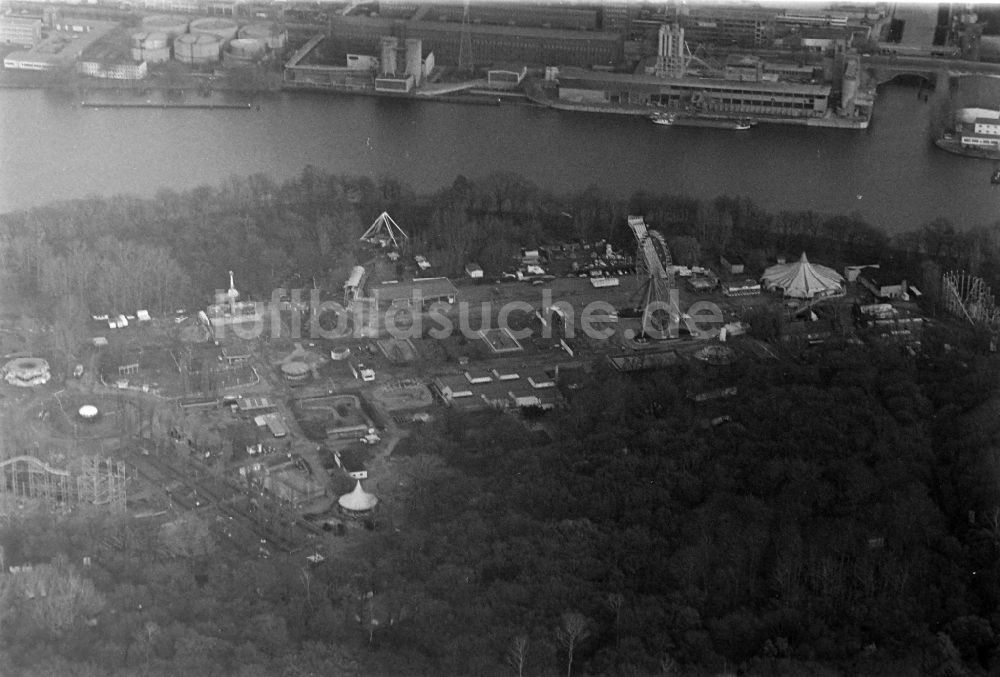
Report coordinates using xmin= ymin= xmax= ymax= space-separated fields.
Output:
xmin=4 ymin=170 xmax=1000 ymax=675
xmin=3 ymin=332 xmax=1000 ymax=675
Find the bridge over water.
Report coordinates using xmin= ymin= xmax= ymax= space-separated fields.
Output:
xmin=866 ymin=54 xmax=1000 ymax=87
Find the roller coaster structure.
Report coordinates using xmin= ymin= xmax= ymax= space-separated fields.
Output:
xmin=941 ymin=270 xmax=1000 ymax=331
xmin=0 ymin=455 xmax=127 ymax=514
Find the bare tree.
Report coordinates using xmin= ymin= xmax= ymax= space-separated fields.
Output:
xmin=506 ymin=634 xmax=529 ymax=677
xmin=556 ymin=611 xmax=590 ymax=677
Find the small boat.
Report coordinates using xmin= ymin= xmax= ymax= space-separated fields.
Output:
xmin=649 ymin=111 xmax=676 ymax=126
xmin=992 ymin=167 xmax=1000 ymax=185
xmin=669 ymin=115 xmax=756 ymax=130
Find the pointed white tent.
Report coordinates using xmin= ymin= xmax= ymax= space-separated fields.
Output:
xmin=338 ymin=480 xmax=379 ymax=514
xmin=360 ymin=211 xmax=408 ymax=248
xmin=760 ymin=253 xmax=844 ymax=299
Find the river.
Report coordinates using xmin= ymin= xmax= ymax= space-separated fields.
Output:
xmin=0 ymin=83 xmax=995 ymax=233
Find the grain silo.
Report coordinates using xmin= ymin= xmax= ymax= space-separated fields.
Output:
xmin=405 ymin=38 xmax=422 ymax=86
xmin=238 ymin=23 xmax=287 ymax=51
xmin=380 ymin=36 xmax=398 ymax=75
xmin=189 ymin=17 xmax=239 ymax=43
xmin=173 ymin=33 xmax=221 ymax=64
xmin=141 ymin=15 xmax=189 ymax=40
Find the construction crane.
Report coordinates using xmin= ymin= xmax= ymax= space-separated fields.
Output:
xmin=627 ymin=215 xmax=680 ymax=339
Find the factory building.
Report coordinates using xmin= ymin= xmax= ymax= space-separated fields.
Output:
xmin=373 ymin=37 xmax=431 ymax=92
xmin=413 ymin=2 xmax=599 ymax=32
xmin=677 ymin=5 xmax=777 ymax=48
xmin=321 ymin=15 xmax=623 ymax=68
xmin=0 ymin=16 xmax=42 ymax=47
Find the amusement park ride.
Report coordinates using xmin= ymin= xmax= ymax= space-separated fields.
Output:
xmin=626 ymin=215 xmax=682 ymax=339
xmin=942 ymin=270 xmax=1000 ymax=337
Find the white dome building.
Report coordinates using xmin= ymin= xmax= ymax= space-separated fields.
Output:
xmin=338 ymin=480 xmax=378 ymax=515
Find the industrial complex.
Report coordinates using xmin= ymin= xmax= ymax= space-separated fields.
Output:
xmin=3 ymin=0 xmax=981 ymax=127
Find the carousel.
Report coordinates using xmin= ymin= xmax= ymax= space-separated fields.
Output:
xmin=338 ymin=480 xmax=379 ymax=517
xmin=3 ymin=357 xmax=51 ymax=387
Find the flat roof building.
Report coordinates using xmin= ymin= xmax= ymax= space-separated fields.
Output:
xmin=369 ymin=277 xmax=458 ymax=308
xmin=322 ymin=14 xmax=624 ymax=68
xmin=0 ymin=16 xmax=42 ymax=47
xmin=680 ymin=5 xmax=777 ymax=48
xmin=557 ymin=67 xmax=831 ymax=120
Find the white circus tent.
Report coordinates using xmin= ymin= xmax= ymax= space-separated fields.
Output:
xmin=760 ymin=253 xmax=845 ymax=299
xmin=338 ymin=480 xmax=379 ymax=514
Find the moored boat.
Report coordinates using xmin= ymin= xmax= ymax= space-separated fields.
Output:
xmin=649 ymin=111 xmax=675 ymax=125
xmin=671 ymin=115 xmax=757 ymax=130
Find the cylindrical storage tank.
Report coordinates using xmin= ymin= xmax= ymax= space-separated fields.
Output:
xmin=143 ymin=31 xmax=168 ymax=50
xmin=174 ymin=33 xmax=221 ymax=64
xmin=189 ymin=17 xmax=239 ymax=43
xmin=227 ymin=38 xmax=265 ymax=59
xmin=141 ymin=45 xmax=171 ymax=64
xmin=238 ymin=23 xmax=287 ymax=50
xmin=141 ymin=14 xmax=189 ymax=40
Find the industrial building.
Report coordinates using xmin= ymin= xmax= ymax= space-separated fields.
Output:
xmin=2 ymin=19 xmax=116 ymax=72
xmin=366 ymin=277 xmax=458 ymax=309
xmin=556 ymin=67 xmax=833 ymax=119
xmin=678 ymin=5 xmax=777 ymax=48
xmin=544 ymin=23 xmax=874 ymax=125
xmin=319 ymin=15 xmax=623 ymax=69
xmin=77 ymin=60 xmax=148 ymax=80
xmin=373 ymin=36 xmax=433 ymax=92
xmin=0 ymin=16 xmax=42 ymax=47
xmin=411 ymin=2 xmax=600 ymax=32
